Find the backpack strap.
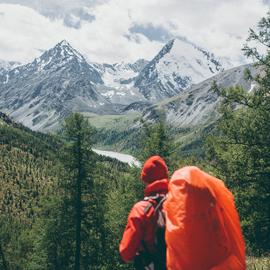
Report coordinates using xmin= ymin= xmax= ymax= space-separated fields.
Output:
xmin=154 ymin=195 xmax=167 ymax=213
xmin=143 ymin=194 xmax=167 ymax=214
xmin=143 ymin=194 xmax=167 ymax=270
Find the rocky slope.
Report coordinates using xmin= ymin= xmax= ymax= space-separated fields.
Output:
xmin=134 ymin=38 xmax=226 ymax=101
xmin=143 ymin=64 xmax=256 ymax=127
xmin=0 ymin=41 xmax=115 ymax=130
xmin=92 ymin=59 xmax=148 ymax=105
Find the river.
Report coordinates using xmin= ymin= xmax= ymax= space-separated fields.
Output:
xmin=93 ymin=149 xmax=141 ymax=167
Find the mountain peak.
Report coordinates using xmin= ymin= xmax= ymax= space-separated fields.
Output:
xmin=31 ymin=40 xmax=85 ymax=70
xmin=168 ymin=38 xmax=175 ymax=45
xmin=52 ymin=40 xmax=84 ymax=61
xmin=58 ymin=39 xmax=70 ymax=47
xmin=155 ymin=39 xmax=175 ymax=60
xmin=166 ymin=37 xmax=202 ymax=56
xmin=134 ymin=36 xmax=227 ymax=101
xmin=159 ymin=37 xmax=224 ymax=80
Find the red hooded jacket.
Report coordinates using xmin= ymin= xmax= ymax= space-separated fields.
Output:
xmin=119 ymin=156 xmax=169 ymax=263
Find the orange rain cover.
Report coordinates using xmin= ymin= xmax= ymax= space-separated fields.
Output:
xmin=164 ymin=166 xmax=246 ymax=270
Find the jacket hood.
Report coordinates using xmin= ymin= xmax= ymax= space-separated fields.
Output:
xmin=141 ymin=155 xmax=168 ymax=184
xmin=144 ymin=179 xmax=169 ymax=197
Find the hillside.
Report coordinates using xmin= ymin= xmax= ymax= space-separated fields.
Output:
xmin=0 ymin=112 xmax=135 ymax=223
xmin=0 ymin=112 xmax=137 ymax=270
xmin=0 ymin=112 xmax=61 ymax=222
xmin=89 ymin=64 xmax=257 ymax=156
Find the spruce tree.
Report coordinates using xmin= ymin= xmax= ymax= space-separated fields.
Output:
xmin=62 ymin=113 xmax=95 ymax=270
xmin=205 ymin=13 xmax=270 ymax=253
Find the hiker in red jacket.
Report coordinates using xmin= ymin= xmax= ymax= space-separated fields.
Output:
xmin=119 ymin=155 xmax=168 ymax=270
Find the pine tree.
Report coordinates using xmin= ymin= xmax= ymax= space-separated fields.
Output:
xmin=62 ymin=113 xmax=95 ymax=270
xmin=205 ymin=13 xmax=270 ymax=253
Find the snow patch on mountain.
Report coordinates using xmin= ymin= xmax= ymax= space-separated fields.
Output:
xmin=0 ymin=60 xmax=21 ymax=71
xmin=249 ymin=82 xmax=257 ymax=92
xmin=92 ymin=59 xmax=148 ymax=89
xmin=134 ymin=38 xmax=228 ymax=101
xmin=156 ymin=39 xmax=223 ymax=85
xmin=95 ymin=63 xmax=137 ymax=88
xmin=101 ymin=90 xmax=115 ymax=98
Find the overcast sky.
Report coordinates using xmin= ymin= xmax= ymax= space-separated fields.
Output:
xmin=0 ymin=0 xmax=269 ymax=64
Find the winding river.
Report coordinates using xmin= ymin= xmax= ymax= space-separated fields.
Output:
xmin=93 ymin=149 xmax=141 ymax=167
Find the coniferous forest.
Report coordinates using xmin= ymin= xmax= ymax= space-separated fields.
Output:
xmin=0 ymin=12 xmax=270 ymax=270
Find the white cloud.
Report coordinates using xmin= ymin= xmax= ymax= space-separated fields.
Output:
xmin=0 ymin=3 xmax=162 ymax=63
xmin=122 ymin=0 xmax=269 ymax=63
xmin=0 ymin=0 xmax=269 ymax=64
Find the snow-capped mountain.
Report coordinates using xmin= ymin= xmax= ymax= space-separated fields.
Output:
xmin=134 ymin=38 xmax=227 ymax=101
xmin=143 ymin=64 xmax=257 ymax=127
xmin=0 ymin=38 xmax=237 ymax=131
xmin=0 ymin=40 xmax=115 ymax=130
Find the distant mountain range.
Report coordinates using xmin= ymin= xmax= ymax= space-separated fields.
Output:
xmin=0 ymin=38 xmax=246 ymax=131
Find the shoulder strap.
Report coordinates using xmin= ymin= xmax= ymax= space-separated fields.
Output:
xmin=141 ymin=195 xmax=167 ymax=270
xmin=143 ymin=194 xmax=167 ymax=214
xmin=154 ymin=195 xmax=167 ymax=213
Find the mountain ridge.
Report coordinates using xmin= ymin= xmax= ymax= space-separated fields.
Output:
xmin=0 ymin=38 xmax=236 ymax=131
xmin=134 ymin=38 xmax=226 ymax=101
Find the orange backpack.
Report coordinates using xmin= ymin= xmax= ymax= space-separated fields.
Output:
xmin=164 ymin=166 xmax=246 ymax=270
